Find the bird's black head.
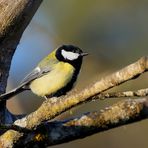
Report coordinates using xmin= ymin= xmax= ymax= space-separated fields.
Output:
xmin=55 ymin=45 xmax=88 ymax=67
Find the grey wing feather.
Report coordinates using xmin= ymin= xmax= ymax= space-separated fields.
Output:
xmin=20 ymin=66 xmax=51 ymax=86
xmin=0 ymin=66 xmax=51 ymax=100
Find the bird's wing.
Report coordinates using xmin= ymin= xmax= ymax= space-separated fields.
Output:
xmin=20 ymin=66 xmax=51 ymax=86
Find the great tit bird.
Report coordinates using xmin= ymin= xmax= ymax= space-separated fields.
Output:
xmin=0 ymin=45 xmax=88 ymax=100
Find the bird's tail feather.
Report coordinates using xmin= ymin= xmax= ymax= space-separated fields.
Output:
xmin=0 ymin=85 xmax=26 ymax=101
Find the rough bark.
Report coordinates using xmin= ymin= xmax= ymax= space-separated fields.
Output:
xmin=14 ymin=56 xmax=148 ymax=129
xmin=0 ymin=0 xmax=42 ymax=125
xmin=0 ymin=0 xmax=43 ymax=147
xmin=20 ymin=98 xmax=148 ymax=147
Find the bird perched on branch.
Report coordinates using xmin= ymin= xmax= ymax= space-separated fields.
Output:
xmin=0 ymin=45 xmax=88 ymax=100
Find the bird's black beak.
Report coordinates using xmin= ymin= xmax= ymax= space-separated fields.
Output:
xmin=81 ymin=52 xmax=88 ymax=57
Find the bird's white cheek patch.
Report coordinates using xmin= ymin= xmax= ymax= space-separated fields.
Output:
xmin=61 ymin=50 xmax=79 ymax=60
xmin=35 ymin=67 xmax=41 ymax=72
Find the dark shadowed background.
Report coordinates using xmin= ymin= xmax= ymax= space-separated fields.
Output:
xmin=6 ymin=0 xmax=148 ymax=148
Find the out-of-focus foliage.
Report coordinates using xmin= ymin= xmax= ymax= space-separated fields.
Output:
xmin=6 ymin=1 xmax=148 ymax=148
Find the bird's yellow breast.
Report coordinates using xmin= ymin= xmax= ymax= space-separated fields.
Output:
xmin=29 ymin=62 xmax=75 ymax=97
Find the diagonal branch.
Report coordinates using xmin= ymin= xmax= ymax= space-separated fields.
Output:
xmin=5 ymin=87 xmax=148 ymax=124
xmin=26 ymin=98 xmax=148 ymax=147
xmin=14 ymin=56 xmax=148 ymax=129
xmin=3 ymin=98 xmax=148 ymax=147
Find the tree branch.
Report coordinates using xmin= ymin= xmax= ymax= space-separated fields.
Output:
xmin=14 ymin=56 xmax=148 ymax=129
xmin=2 ymin=98 xmax=148 ymax=147
xmin=93 ymin=88 xmax=148 ymax=100
xmin=27 ymin=98 xmax=148 ymax=147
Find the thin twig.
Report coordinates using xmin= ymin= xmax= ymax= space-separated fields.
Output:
xmin=94 ymin=88 xmax=148 ymax=100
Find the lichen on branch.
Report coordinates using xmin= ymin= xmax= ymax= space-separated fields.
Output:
xmin=14 ymin=56 xmax=148 ymax=129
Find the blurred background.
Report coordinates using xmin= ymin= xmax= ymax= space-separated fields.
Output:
xmin=6 ymin=0 xmax=148 ymax=148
